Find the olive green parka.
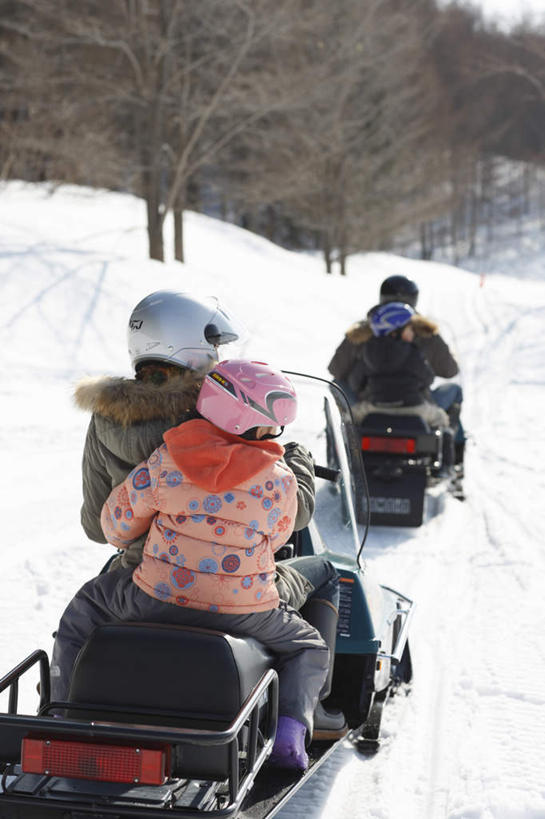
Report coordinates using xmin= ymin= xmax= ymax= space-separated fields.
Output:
xmin=75 ymin=373 xmax=315 ymax=574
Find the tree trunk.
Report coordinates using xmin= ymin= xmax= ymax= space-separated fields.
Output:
xmin=338 ymin=225 xmax=347 ymax=275
xmin=336 ymin=168 xmax=347 ymax=276
xmin=264 ymin=205 xmax=277 ymax=242
xmin=539 ymin=172 xmax=545 ymax=231
xmin=141 ymin=112 xmax=165 ymax=262
xmin=323 ymin=233 xmax=332 ymax=273
xmin=468 ymin=163 xmax=478 ymax=257
xmin=146 ymin=195 xmax=164 ymax=261
xmin=174 ymin=208 xmax=184 ymax=262
xmin=420 ymin=221 xmax=434 ymax=260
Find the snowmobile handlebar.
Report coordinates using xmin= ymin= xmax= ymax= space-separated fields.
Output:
xmin=314 ymin=464 xmax=341 ymax=483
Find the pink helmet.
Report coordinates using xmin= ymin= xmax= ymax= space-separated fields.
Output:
xmin=197 ymin=360 xmax=297 ymax=435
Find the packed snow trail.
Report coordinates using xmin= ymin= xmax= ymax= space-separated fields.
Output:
xmin=1 ymin=184 xmax=544 ymax=818
xmin=276 ymin=264 xmax=545 ymax=818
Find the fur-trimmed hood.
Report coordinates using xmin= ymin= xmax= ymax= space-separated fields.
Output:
xmin=345 ymin=313 xmax=438 ymax=345
xmin=345 ymin=320 xmax=373 ymax=345
xmin=74 ymin=372 xmax=202 ymax=427
xmin=409 ymin=315 xmax=439 ymax=337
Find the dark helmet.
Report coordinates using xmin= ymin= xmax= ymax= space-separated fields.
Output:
xmin=379 ymin=275 xmax=419 ymax=308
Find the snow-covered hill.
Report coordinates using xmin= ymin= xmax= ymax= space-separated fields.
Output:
xmin=1 ymin=181 xmax=544 ymax=818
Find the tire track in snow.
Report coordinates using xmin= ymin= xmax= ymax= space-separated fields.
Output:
xmin=444 ymin=274 xmax=545 ymax=815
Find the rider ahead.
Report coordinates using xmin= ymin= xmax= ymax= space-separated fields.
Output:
xmin=328 ymin=275 xmax=464 ymax=460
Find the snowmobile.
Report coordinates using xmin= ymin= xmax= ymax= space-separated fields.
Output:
xmin=0 ymin=374 xmax=413 ymax=818
xmin=358 ymin=409 xmax=463 ymax=527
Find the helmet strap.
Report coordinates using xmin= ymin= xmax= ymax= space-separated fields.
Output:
xmin=260 ymin=426 xmax=285 ymax=440
xmin=240 ymin=426 xmax=285 ymax=441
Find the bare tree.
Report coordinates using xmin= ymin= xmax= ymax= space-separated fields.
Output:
xmin=0 ymin=1 xmax=120 ymax=185
xmin=5 ymin=0 xmax=545 ymax=271
xmin=224 ymin=0 xmax=448 ymax=274
xmin=2 ymin=0 xmax=314 ymax=261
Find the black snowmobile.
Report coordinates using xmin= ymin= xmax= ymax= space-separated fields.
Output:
xmin=359 ymin=409 xmax=464 ymax=527
xmin=0 ymin=374 xmax=413 ymax=818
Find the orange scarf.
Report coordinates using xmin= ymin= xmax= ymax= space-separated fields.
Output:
xmin=163 ymin=419 xmax=285 ymax=492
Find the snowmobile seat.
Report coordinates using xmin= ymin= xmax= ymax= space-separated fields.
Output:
xmin=360 ymin=412 xmax=441 ymax=459
xmin=361 ymin=412 xmax=432 ymax=434
xmin=65 ymin=622 xmax=274 ymax=780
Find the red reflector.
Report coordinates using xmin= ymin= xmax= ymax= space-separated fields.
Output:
xmin=362 ymin=435 xmax=416 ymax=454
xmin=21 ymin=738 xmax=166 ymax=785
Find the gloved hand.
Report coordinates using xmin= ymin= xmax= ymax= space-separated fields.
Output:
xmin=281 ymin=441 xmax=315 ymax=529
xmin=283 ymin=441 xmax=313 ymax=466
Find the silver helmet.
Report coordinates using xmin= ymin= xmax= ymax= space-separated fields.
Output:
xmin=128 ymin=291 xmax=243 ymax=372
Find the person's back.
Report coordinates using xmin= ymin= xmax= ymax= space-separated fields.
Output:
xmin=351 ymin=302 xmax=449 ymax=429
xmin=328 ymin=275 xmax=463 ymax=451
xmin=77 ymin=366 xmax=201 ymax=547
xmin=103 ymin=414 xmax=297 ymax=613
xmin=328 ymin=274 xmax=459 ymax=395
xmin=359 ymin=330 xmax=434 ymax=408
xmin=77 ymin=290 xmax=244 ymax=569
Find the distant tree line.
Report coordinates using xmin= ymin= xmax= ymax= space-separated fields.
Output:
xmin=1 ymin=0 xmax=545 ymax=272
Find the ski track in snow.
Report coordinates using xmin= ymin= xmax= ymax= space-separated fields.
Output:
xmin=1 ymin=184 xmax=545 ymax=818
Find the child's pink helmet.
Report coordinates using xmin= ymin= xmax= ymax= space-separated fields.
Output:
xmin=197 ymin=359 xmax=297 ymax=435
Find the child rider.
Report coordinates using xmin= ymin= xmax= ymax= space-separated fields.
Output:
xmin=50 ymin=360 xmax=329 ymax=771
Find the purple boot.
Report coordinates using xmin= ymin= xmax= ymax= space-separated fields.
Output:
xmin=268 ymin=716 xmax=308 ymax=771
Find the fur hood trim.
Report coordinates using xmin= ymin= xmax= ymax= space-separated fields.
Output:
xmin=74 ymin=373 xmax=202 ymax=426
xmin=346 ymin=320 xmax=373 ymax=344
xmin=411 ymin=314 xmax=438 ymax=336
xmin=345 ymin=313 xmax=438 ymax=344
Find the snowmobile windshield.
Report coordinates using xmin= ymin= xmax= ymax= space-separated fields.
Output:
xmin=282 ymin=373 xmax=369 ymax=566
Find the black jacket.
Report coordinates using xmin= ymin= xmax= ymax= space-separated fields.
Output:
xmin=356 ymin=335 xmax=436 ymax=407
xmin=328 ymin=313 xmax=458 ymax=402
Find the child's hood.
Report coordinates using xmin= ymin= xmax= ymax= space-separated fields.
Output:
xmin=163 ymin=418 xmax=285 ymax=492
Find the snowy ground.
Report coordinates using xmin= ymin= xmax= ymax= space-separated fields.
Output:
xmin=1 ymin=181 xmax=544 ymax=818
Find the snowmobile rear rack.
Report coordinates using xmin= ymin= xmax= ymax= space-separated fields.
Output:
xmin=0 ymin=646 xmax=279 ymax=818
xmin=1 ymin=650 xmax=50 ymax=715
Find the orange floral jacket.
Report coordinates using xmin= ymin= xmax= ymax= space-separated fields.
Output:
xmin=101 ymin=419 xmax=297 ymax=613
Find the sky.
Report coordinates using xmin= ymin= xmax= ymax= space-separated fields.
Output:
xmin=1 ymin=181 xmax=545 ymax=818
xmin=469 ymin=0 xmax=545 ymax=26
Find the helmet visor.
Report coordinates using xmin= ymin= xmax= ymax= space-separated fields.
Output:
xmin=171 ymin=305 xmax=249 ymax=372
xmin=204 ymin=304 xmax=248 ymax=347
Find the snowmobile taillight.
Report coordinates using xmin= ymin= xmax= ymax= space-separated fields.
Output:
xmin=21 ymin=737 xmax=167 ymax=785
xmin=362 ymin=435 xmax=416 ymax=454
